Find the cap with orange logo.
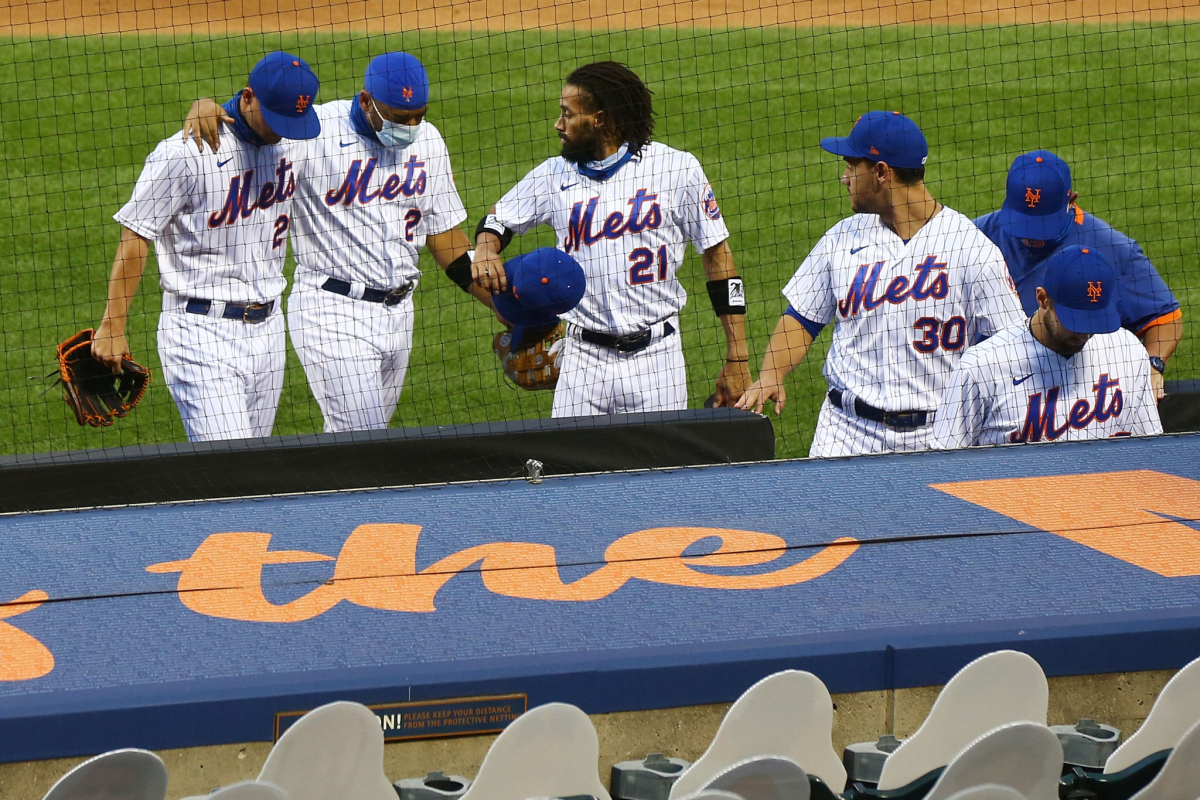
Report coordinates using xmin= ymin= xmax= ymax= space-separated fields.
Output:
xmin=364 ymin=52 xmax=429 ymax=111
xmin=1043 ymin=245 xmax=1121 ymax=334
xmin=819 ymin=110 xmax=928 ymax=170
xmin=998 ymin=150 xmax=1073 ymax=241
xmin=248 ymin=51 xmax=321 ymax=140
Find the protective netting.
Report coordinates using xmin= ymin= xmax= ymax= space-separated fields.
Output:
xmin=2 ymin=3 xmax=1196 ymax=460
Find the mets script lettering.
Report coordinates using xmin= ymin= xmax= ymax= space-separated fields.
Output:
xmin=208 ymin=159 xmax=296 ymax=228
xmin=1010 ymin=374 xmax=1123 ymax=443
xmin=563 ymin=189 xmax=662 ymax=254
xmin=838 ymin=255 xmax=949 ymax=318
xmin=325 ymin=156 xmax=427 ymax=207
xmin=146 ymin=525 xmax=860 ymax=623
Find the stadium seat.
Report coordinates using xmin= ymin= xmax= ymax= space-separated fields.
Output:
xmin=875 ymin=651 xmax=1048 ymax=790
xmin=181 ymin=781 xmax=292 ymax=800
xmin=42 ymin=748 xmax=168 ymax=800
xmin=701 ymin=754 xmax=811 ymax=800
xmin=456 ymin=702 xmax=611 ymax=800
xmin=257 ymin=701 xmax=396 ymax=800
xmin=668 ymin=671 xmax=846 ymax=798
xmin=941 ymin=786 xmax=1026 ymax=800
xmin=1104 ymin=655 xmax=1200 ymax=773
xmin=921 ymin=722 xmax=1062 ymax=800
xmin=1128 ymin=718 xmax=1200 ymax=800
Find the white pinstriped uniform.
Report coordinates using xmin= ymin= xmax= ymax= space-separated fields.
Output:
xmin=783 ymin=207 xmax=1024 ymax=457
xmin=492 ymin=142 xmax=729 ymax=417
xmin=114 ymin=125 xmax=299 ymax=442
xmin=286 ymin=101 xmax=467 ymax=432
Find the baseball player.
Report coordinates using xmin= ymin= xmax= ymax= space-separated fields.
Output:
xmin=472 ymin=61 xmax=751 ymax=417
xmin=183 ymin=53 xmax=492 ymax=432
xmin=736 ymin=111 xmax=1025 ymax=457
xmin=93 ymin=52 xmax=321 ymax=442
xmin=932 ymin=245 xmax=1162 ymax=448
xmin=975 ymin=151 xmax=1182 ymax=400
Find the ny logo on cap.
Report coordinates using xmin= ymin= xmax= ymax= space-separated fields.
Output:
xmin=403 ymin=87 xmax=414 ymax=101
xmin=1088 ymin=281 xmax=1103 ymax=303
xmin=1025 ymin=188 xmax=1041 ymax=208
xmin=296 ymin=95 xmax=311 ymax=113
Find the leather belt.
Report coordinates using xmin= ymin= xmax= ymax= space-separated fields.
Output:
xmin=185 ymin=298 xmax=275 ymax=323
xmin=580 ymin=321 xmax=676 ymax=354
xmin=828 ymin=388 xmax=930 ymax=430
xmin=321 ymin=278 xmax=412 ymax=306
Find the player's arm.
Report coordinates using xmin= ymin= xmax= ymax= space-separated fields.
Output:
xmin=734 ymin=313 xmax=815 ymax=416
xmin=1140 ymin=314 xmax=1183 ymax=400
xmin=427 ymin=226 xmax=502 ymax=315
xmin=930 ymin=364 xmax=985 ymax=450
xmin=182 ymin=97 xmax=233 ymax=153
xmin=702 ymin=240 xmax=751 ymax=406
xmin=472 ymin=206 xmax=510 ymax=295
xmin=93 ymin=227 xmax=150 ymax=373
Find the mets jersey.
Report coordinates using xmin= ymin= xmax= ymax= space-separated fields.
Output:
xmin=114 ymin=125 xmax=297 ymax=303
xmin=290 ymin=101 xmax=467 ymax=290
xmin=491 ymin=142 xmax=729 ymax=336
xmin=784 ymin=207 xmax=1024 ymax=412
xmin=932 ymin=320 xmax=1162 ymax=448
xmin=975 ymin=207 xmax=1181 ymax=334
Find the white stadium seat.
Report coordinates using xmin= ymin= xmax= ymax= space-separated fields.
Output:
xmin=943 ymin=785 xmax=1029 ymax=800
xmin=1128 ymin=717 xmax=1200 ymax=800
xmin=42 ymin=748 xmax=168 ymax=800
xmin=182 ymin=781 xmax=293 ymax=800
xmin=877 ymin=651 xmax=1049 ymax=790
xmin=923 ymin=722 xmax=1062 ymax=800
xmin=669 ymin=670 xmax=846 ymax=797
xmin=702 ymin=754 xmax=811 ymax=800
xmin=1106 ymin=654 xmax=1200 ymax=773
xmin=457 ymin=703 xmax=611 ymax=800
xmin=257 ymin=701 xmax=396 ymax=800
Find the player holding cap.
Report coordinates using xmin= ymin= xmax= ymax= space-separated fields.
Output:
xmin=932 ymin=245 xmax=1162 ymax=448
xmin=183 ymin=53 xmax=492 ymax=432
xmin=473 ymin=61 xmax=750 ymax=416
xmin=737 ymin=111 xmax=1024 ymax=456
xmin=94 ymin=52 xmax=320 ymax=441
xmin=974 ymin=151 xmax=1182 ymax=401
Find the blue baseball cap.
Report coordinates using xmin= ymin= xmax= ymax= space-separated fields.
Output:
xmin=248 ymin=52 xmax=320 ymax=140
xmin=364 ymin=53 xmax=430 ymax=111
xmin=997 ymin=151 xmax=1073 ymax=241
xmin=1043 ymin=245 xmax=1121 ymax=334
xmin=820 ymin=111 xmax=928 ymax=170
xmin=493 ymin=249 xmax=586 ymax=347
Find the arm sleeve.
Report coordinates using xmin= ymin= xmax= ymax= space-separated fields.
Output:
xmin=969 ymin=239 xmax=1025 ymax=339
xmin=931 ymin=360 xmax=987 ymax=449
xmin=1116 ymin=240 xmax=1181 ymax=334
xmin=491 ymin=163 xmax=554 ymax=236
xmin=781 ymin=231 xmax=838 ymax=326
xmin=112 ymin=143 xmax=196 ymax=240
xmin=673 ymin=156 xmax=730 ymax=253
xmin=418 ymin=139 xmax=468 ymax=236
xmin=784 ymin=305 xmax=827 ymax=339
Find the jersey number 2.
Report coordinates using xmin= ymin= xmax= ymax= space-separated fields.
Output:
xmin=629 ymin=246 xmax=668 ymax=285
xmin=912 ymin=316 xmax=966 ymax=353
xmin=272 ymin=215 xmax=289 ymax=250
xmin=404 ymin=209 xmax=422 ymax=242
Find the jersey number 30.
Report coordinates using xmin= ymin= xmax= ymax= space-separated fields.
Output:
xmin=912 ymin=316 xmax=966 ymax=353
xmin=629 ymin=246 xmax=669 ymax=285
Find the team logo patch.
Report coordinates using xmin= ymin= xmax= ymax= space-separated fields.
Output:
xmin=1025 ymin=187 xmax=1041 ymax=208
xmin=296 ymin=95 xmax=312 ymax=113
xmin=701 ymin=184 xmax=721 ymax=220
xmin=1088 ymin=281 xmax=1103 ymax=302
xmin=403 ymin=87 xmax=414 ymax=101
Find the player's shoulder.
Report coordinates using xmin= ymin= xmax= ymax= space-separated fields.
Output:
xmin=315 ymin=99 xmax=351 ymax=121
xmin=823 ymin=213 xmax=881 ymax=240
xmin=972 ymin=209 xmax=1003 ymax=235
xmin=958 ymin=320 xmax=1029 ymax=369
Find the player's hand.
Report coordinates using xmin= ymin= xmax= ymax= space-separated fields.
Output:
xmin=183 ymin=98 xmax=233 ymax=153
xmin=1151 ymin=369 xmax=1165 ymax=401
xmin=735 ymin=372 xmax=787 ymax=415
xmin=92 ymin=321 xmax=130 ymax=375
xmin=472 ymin=244 xmax=508 ymax=295
xmin=712 ymin=359 xmax=752 ymax=407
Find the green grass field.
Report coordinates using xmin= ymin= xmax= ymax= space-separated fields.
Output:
xmin=1 ymin=24 xmax=1197 ymax=459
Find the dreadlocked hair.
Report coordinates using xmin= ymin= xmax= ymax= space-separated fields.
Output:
xmin=565 ymin=62 xmax=655 ymax=155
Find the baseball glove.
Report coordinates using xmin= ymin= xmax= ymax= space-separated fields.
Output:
xmin=55 ymin=329 xmax=151 ymax=427
xmin=492 ymin=323 xmax=566 ymax=391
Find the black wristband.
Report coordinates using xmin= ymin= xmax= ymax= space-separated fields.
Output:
xmin=444 ymin=251 xmax=474 ymax=293
xmin=475 ymin=214 xmax=513 ymax=252
xmin=707 ymin=277 xmax=747 ymax=315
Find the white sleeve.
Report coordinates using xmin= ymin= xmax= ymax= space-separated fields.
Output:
xmin=672 ymin=157 xmax=730 ymax=253
xmin=113 ymin=142 xmax=196 ymax=240
xmin=1128 ymin=342 xmax=1164 ymax=436
xmin=931 ymin=360 xmax=987 ymax=449
xmin=781 ymin=231 xmax=838 ymax=325
xmin=492 ymin=163 xmax=553 ymax=235
xmin=970 ymin=240 xmax=1025 ymax=339
xmin=418 ymin=141 xmax=467 ymax=236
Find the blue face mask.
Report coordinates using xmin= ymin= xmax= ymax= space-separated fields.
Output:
xmin=373 ymin=99 xmax=421 ymax=149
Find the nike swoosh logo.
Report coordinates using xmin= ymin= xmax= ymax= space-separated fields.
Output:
xmin=340 ymin=141 xmax=356 ymax=148
xmin=1013 ymin=374 xmax=1034 ymax=386
xmin=216 ymin=157 xmax=234 ymax=167
xmin=560 ymin=182 xmax=577 ymax=190
xmin=850 ymin=246 xmax=868 ymax=254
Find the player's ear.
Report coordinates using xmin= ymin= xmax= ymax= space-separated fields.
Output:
xmin=875 ymin=160 xmax=890 ymax=184
xmin=1035 ymin=287 xmax=1050 ymax=308
xmin=240 ymin=87 xmax=255 ymax=113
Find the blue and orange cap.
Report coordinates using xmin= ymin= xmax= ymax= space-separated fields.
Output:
xmin=820 ymin=110 xmax=928 ymax=170
xmin=998 ymin=150 xmax=1073 ymax=241
xmin=248 ymin=52 xmax=321 ymax=140
xmin=492 ymin=249 xmax=586 ymax=347
xmin=1043 ymin=245 xmax=1121 ymax=335
xmin=365 ymin=52 xmax=430 ymax=111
